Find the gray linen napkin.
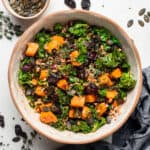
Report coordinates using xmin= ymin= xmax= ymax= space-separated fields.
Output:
xmin=58 ymin=67 xmax=150 ymax=150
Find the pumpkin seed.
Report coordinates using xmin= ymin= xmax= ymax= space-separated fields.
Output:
xmin=138 ymin=8 xmax=146 ymax=16
xmin=147 ymin=11 xmax=150 ymax=17
xmin=144 ymin=15 xmax=149 ymax=23
xmin=127 ymin=19 xmax=134 ymax=28
xmin=138 ymin=20 xmax=145 ymax=27
xmin=0 ymin=10 xmax=23 ymax=40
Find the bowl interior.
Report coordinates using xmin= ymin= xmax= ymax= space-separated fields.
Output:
xmin=2 ymin=0 xmax=50 ymax=19
xmin=8 ymin=10 xmax=142 ymax=144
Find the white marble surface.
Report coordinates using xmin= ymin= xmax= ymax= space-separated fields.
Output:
xmin=0 ymin=0 xmax=150 ymax=149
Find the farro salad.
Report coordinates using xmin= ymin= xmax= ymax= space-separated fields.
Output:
xmin=18 ymin=21 xmax=136 ymax=133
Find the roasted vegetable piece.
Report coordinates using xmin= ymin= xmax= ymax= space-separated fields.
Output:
xmin=44 ymin=36 xmax=65 ymax=53
xmin=85 ymin=94 xmax=96 ymax=103
xmin=111 ymin=68 xmax=122 ymax=79
xmin=106 ymin=90 xmax=118 ymax=103
xmin=35 ymin=86 xmax=46 ymax=97
xmin=112 ymin=100 xmax=119 ymax=108
xmin=69 ymin=109 xmax=75 ymax=118
xmin=31 ymin=79 xmax=38 ymax=86
xmin=39 ymin=69 xmax=49 ymax=80
xmin=40 ymin=111 xmax=58 ymax=124
xmin=99 ymin=73 xmax=113 ymax=86
xmin=71 ymin=61 xmax=81 ymax=66
xmin=69 ymin=50 xmax=82 ymax=66
xmin=57 ymin=79 xmax=69 ymax=90
xmin=70 ymin=50 xmax=79 ymax=60
xmin=96 ymin=103 xmax=108 ymax=116
xmin=82 ymin=106 xmax=91 ymax=119
xmin=25 ymin=42 xmax=39 ymax=57
xmin=70 ymin=96 xmax=85 ymax=107
xmin=36 ymin=103 xmax=52 ymax=113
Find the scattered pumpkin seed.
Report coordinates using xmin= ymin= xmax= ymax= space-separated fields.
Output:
xmin=144 ymin=15 xmax=149 ymax=23
xmin=138 ymin=8 xmax=146 ymax=16
xmin=147 ymin=11 xmax=150 ymax=17
xmin=138 ymin=20 xmax=145 ymax=27
xmin=127 ymin=19 xmax=134 ymax=28
xmin=0 ymin=10 xmax=24 ymax=40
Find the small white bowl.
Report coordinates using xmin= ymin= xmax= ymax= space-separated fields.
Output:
xmin=2 ymin=0 xmax=50 ymax=20
xmin=8 ymin=10 xmax=142 ymax=144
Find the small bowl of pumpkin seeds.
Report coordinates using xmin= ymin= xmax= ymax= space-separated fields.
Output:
xmin=2 ymin=0 xmax=50 ymax=20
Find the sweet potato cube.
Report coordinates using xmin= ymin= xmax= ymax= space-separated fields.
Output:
xmin=39 ymin=69 xmax=49 ymax=80
xmin=40 ymin=111 xmax=58 ymax=124
xmin=57 ymin=79 xmax=69 ymax=90
xmin=25 ymin=42 xmax=39 ymax=57
xmin=35 ymin=86 xmax=46 ymax=97
xmin=69 ymin=109 xmax=75 ymax=118
xmin=70 ymin=96 xmax=85 ymax=108
xmin=44 ymin=36 xmax=65 ymax=53
xmin=44 ymin=40 xmax=59 ymax=53
xmin=96 ymin=103 xmax=107 ymax=116
xmin=71 ymin=61 xmax=81 ymax=66
xmin=31 ymin=79 xmax=38 ymax=86
xmin=99 ymin=73 xmax=113 ymax=87
xmin=85 ymin=94 xmax=96 ymax=103
xmin=82 ymin=106 xmax=91 ymax=119
xmin=106 ymin=90 xmax=118 ymax=100
xmin=111 ymin=68 xmax=122 ymax=79
xmin=51 ymin=36 xmax=65 ymax=45
xmin=70 ymin=50 xmax=79 ymax=61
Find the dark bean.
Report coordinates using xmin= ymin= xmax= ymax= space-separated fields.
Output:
xmin=138 ymin=20 xmax=144 ymax=27
xmin=81 ymin=0 xmax=91 ymax=10
xmin=48 ymin=74 xmax=58 ymax=85
xmin=127 ymin=19 xmax=134 ymax=28
xmin=12 ymin=137 xmax=21 ymax=143
xmin=78 ymin=69 xmax=88 ymax=80
xmin=144 ymin=15 xmax=149 ymax=23
xmin=84 ymin=83 xmax=98 ymax=94
xmin=87 ymin=117 xmax=94 ymax=125
xmin=51 ymin=105 xmax=61 ymax=114
xmin=138 ymin=8 xmax=146 ymax=16
xmin=51 ymin=94 xmax=59 ymax=103
xmin=64 ymin=0 xmax=76 ymax=9
xmin=0 ymin=115 xmax=5 ymax=128
xmin=88 ymin=51 xmax=97 ymax=61
xmin=22 ymin=64 xmax=32 ymax=72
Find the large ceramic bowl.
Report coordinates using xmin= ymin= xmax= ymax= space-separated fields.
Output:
xmin=8 ymin=10 xmax=142 ymax=144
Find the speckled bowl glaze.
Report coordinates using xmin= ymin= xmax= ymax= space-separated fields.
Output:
xmin=8 ymin=10 xmax=142 ymax=144
xmin=2 ymin=0 xmax=50 ymax=20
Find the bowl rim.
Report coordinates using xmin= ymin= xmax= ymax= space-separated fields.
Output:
xmin=8 ymin=10 xmax=143 ymax=144
xmin=2 ymin=0 xmax=50 ymax=20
